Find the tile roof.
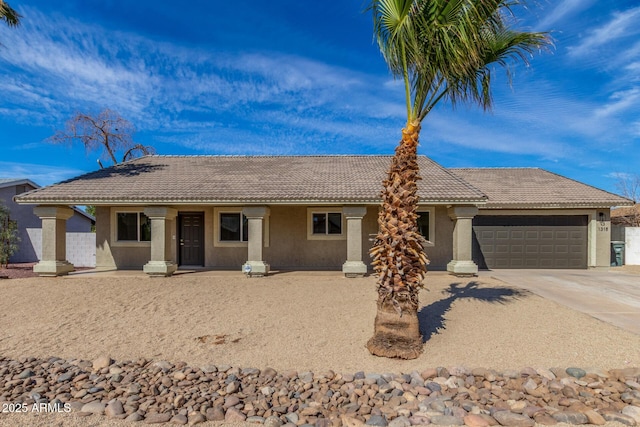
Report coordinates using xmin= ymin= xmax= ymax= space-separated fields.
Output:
xmin=15 ymin=155 xmax=487 ymax=205
xmin=450 ymin=168 xmax=632 ymax=208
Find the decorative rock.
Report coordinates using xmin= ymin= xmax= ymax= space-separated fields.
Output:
xmin=144 ymin=413 xmax=172 ymax=423
xmin=247 ymin=416 xmax=267 ymax=423
xmin=92 ymin=355 xmax=112 ymax=371
xmin=206 ymin=406 xmax=225 ymax=421
xmin=492 ymin=411 xmax=534 ymax=427
xmin=170 ymin=414 xmax=188 ymax=425
xmin=388 ymin=416 xmax=412 ymax=427
xmin=603 ymin=412 xmax=637 ymax=426
xmin=342 ymin=415 xmax=366 ymax=427
xmin=566 ymin=368 xmax=586 ymax=379
xmin=126 ymin=412 xmax=145 ymax=422
xmin=622 ymin=406 xmax=640 ymax=424
xmin=464 ymin=414 xmax=491 ymax=427
xmin=366 ymin=415 xmax=389 ymax=426
xmin=583 ymin=410 xmax=606 ymax=425
xmin=81 ymin=401 xmax=106 ymax=414
xmin=226 ymin=381 xmax=240 ymax=393
xmin=431 ymin=415 xmax=464 ymax=425
xmin=265 ymin=415 xmax=285 ymax=427
xmin=105 ymin=400 xmax=125 ymax=418
xmin=57 ymin=372 xmax=73 ymax=383
xmin=18 ymin=369 xmax=35 ymax=379
xmin=188 ymin=412 xmax=206 ymax=424
xmin=551 ymin=411 xmax=588 ymax=424
xmin=224 ymin=395 xmax=241 ymax=408
xmin=533 ymin=414 xmax=557 ymax=426
xmin=225 ymin=406 xmax=247 ymax=422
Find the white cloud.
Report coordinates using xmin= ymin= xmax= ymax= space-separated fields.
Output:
xmin=569 ymin=6 xmax=640 ymax=57
xmin=0 ymin=161 xmax=85 ymax=186
xmin=594 ymin=87 xmax=640 ymax=118
xmin=537 ymin=0 xmax=595 ymax=29
xmin=0 ymin=7 xmax=399 ymax=150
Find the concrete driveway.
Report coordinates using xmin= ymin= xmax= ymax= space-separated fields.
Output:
xmin=485 ymin=268 xmax=640 ymax=336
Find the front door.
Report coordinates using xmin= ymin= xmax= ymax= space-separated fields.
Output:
xmin=179 ymin=213 xmax=205 ymax=266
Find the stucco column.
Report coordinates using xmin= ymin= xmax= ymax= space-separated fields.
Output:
xmin=242 ymin=206 xmax=270 ymax=277
xmin=447 ymin=206 xmax=479 ymax=275
xmin=33 ymin=206 xmax=75 ymax=276
xmin=143 ymin=207 xmax=177 ymax=277
xmin=342 ymin=206 xmax=368 ymax=277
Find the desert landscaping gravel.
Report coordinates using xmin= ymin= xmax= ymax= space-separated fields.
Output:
xmin=0 ymin=270 xmax=639 ymax=427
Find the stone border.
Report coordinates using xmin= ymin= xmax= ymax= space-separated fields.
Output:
xmin=1 ymin=356 xmax=639 ymax=426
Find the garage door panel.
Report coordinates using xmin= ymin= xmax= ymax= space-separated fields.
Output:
xmin=511 ymin=231 xmax=524 ymax=239
xmin=473 ymin=216 xmax=587 ymax=269
xmin=496 ymin=231 xmax=509 ymax=240
xmin=540 ymin=231 xmax=554 ymax=240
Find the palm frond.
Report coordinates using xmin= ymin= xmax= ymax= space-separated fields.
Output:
xmin=0 ymin=1 xmax=21 ymax=27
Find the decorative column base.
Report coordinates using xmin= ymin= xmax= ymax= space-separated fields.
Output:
xmin=242 ymin=261 xmax=270 ymax=277
xmin=447 ymin=260 xmax=478 ymax=276
xmin=143 ymin=261 xmax=177 ymax=277
xmin=33 ymin=260 xmax=74 ymax=277
xmin=342 ymin=260 xmax=367 ymax=278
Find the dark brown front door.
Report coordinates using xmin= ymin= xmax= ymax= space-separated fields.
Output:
xmin=179 ymin=213 xmax=204 ymax=266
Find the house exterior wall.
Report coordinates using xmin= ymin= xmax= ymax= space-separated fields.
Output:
xmin=1 ymin=184 xmax=93 ymax=263
xmin=95 ymin=206 xmax=150 ymax=269
xmin=94 ymin=204 xmax=456 ymax=271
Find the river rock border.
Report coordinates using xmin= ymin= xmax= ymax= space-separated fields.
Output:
xmin=1 ymin=356 xmax=640 ymax=426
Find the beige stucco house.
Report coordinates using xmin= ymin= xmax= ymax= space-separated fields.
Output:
xmin=14 ymin=155 xmax=631 ymax=277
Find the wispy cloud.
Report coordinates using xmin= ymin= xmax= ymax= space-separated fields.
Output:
xmin=594 ymin=87 xmax=640 ymax=118
xmin=0 ymin=7 xmax=402 ymax=152
xmin=537 ymin=0 xmax=595 ymax=29
xmin=568 ymin=6 xmax=640 ymax=58
xmin=0 ymin=161 xmax=86 ymax=186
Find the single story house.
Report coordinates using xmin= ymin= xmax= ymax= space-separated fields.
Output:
xmin=14 ymin=155 xmax=632 ymax=277
xmin=1 ymin=178 xmax=95 ymax=266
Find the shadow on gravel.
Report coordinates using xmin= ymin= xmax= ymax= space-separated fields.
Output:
xmin=418 ymin=282 xmax=528 ymax=343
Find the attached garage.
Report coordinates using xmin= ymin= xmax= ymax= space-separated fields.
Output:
xmin=472 ymin=215 xmax=588 ymax=269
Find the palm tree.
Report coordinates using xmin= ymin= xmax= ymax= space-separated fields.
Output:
xmin=367 ymin=0 xmax=550 ymax=359
xmin=0 ymin=0 xmax=21 ymax=28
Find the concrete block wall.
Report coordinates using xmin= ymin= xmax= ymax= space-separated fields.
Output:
xmin=25 ymin=229 xmax=96 ymax=267
xmin=626 ymin=227 xmax=640 ymax=265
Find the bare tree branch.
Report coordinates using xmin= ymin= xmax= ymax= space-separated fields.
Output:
xmin=613 ymin=173 xmax=640 ymax=227
xmin=47 ymin=109 xmax=155 ymax=166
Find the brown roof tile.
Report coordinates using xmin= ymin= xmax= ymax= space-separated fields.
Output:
xmin=450 ymin=168 xmax=632 ymax=208
xmin=16 ymin=155 xmax=486 ymax=205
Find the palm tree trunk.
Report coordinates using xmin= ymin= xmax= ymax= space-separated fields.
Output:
xmin=367 ymin=120 xmax=428 ymax=360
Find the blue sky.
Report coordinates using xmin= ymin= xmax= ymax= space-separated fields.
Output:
xmin=1 ymin=1 xmax=639 ymax=195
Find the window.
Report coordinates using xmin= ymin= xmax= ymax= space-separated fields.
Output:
xmin=117 ymin=212 xmax=151 ymax=242
xmin=15 ymin=185 xmax=29 ymax=195
xmin=417 ymin=209 xmax=435 ymax=245
xmin=220 ymin=213 xmax=248 ymax=242
xmin=307 ymin=208 xmax=346 ymax=240
xmin=312 ymin=212 xmax=342 ymax=235
xmin=417 ymin=211 xmax=430 ymax=241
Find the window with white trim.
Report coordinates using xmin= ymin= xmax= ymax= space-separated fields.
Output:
xmin=116 ymin=212 xmax=151 ymax=242
xmin=219 ymin=212 xmax=248 ymax=242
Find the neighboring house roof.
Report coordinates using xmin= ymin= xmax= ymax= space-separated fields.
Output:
xmin=611 ymin=205 xmax=640 ymax=226
xmin=450 ymin=168 xmax=632 ymax=209
xmin=1 ymin=177 xmax=95 ymax=222
xmin=0 ymin=178 xmax=39 ymax=190
xmin=14 ymin=155 xmax=488 ymax=205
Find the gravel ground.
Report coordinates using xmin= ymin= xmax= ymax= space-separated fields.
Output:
xmin=0 ymin=270 xmax=638 ymax=426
